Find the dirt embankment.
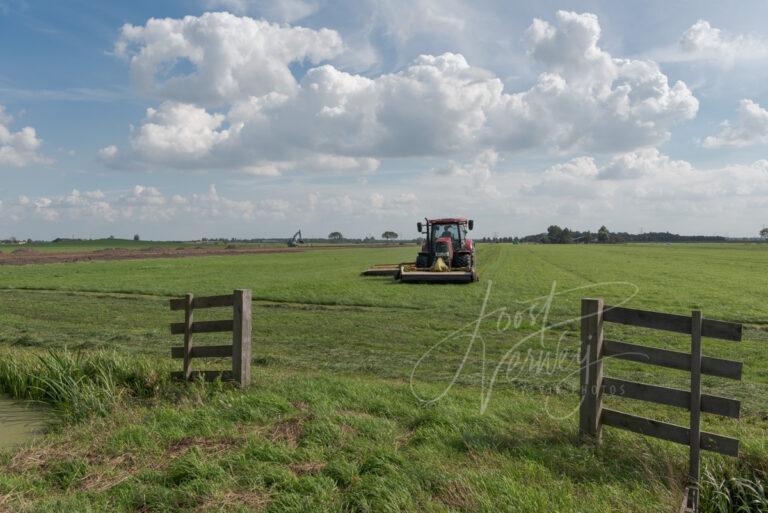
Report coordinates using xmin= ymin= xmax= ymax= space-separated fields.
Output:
xmin=0 ymin=246 xmax=305 ymax=265
xmin=0 ymin=243 xmax=409 ymax=266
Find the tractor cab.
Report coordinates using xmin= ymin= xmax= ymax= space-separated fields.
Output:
xmin=416 ymin=218 xmax=474 ymax=270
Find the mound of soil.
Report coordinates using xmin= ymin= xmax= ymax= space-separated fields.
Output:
xmin=0 ymin=246 xmax=305 ymax=266
xmin=0 ymin=243 xmax=409 ymax=266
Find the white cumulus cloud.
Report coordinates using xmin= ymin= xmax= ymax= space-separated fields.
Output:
xmin=307 ymin=190 xmax=419 ymax=217
xmin=490 ymin=11 xmax=698 ymax=152
xmin=436 ymin=149 xmax=499 ymax=197
xmin=116 ymin=12 xmax=342 ymax=106
xmin=1 ymin=189 xmax=114 ymax=222
xmin=131 ymin=102 xmax=239 ymax=163
xmin=0 ymin=105 xmax=50 ymax=168
xmin=98 ymin=145 xmax=119 ymax=161
xmin=202 ymin=0 xmax=320 ymax=22
xmin=531 ymin=150 xmax=768 ymax=200
xmin=107 ymin=11 xmax=698 ymax=174
xmin=679 ymin=20 xmax=768 ymax=63
xmin=0 ymin=184 xmax=298 ymax=225
xmin=703 ymin=99 xmax=768 ymax=149
xmin=598 ymin=148 xmax=693 ymax=180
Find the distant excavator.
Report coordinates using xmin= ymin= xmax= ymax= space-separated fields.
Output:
xmin=288 ymin=230 xmax=304 ymax=247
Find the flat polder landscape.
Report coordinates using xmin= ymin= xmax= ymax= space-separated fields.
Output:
xmin=0 ymin=242 xmax=766 ymax=512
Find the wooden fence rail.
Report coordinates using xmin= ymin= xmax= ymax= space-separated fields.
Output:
xmin=579 ymin=299 xmax=743 ymax=513
xmin=169 ymin=289 xmax=251 ymax=387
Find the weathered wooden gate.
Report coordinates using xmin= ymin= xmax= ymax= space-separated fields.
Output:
xmin=579 ymin=298 xmax=742 ymax=512
xmin=169 ymin=289 xmax=252 ymax=387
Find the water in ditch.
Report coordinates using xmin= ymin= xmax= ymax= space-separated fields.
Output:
xmin=0 ymin=396 xmax=51 ymax=449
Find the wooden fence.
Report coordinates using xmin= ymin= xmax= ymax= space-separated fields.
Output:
xmin=579 ymin=298 xmax=743 ymax=513
xmin=169 ymin=289 xmax=252 ymax=387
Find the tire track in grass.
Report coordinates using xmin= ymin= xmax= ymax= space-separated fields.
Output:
xmin=524 ymin=246 xmax=600 ymax=286
xmin=476 ymin=244 xmax=504 ymax=279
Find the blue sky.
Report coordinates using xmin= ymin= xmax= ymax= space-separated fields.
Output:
xmin=1 ymin=0 xmax=767 ymax=239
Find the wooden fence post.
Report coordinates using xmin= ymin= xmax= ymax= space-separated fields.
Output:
xmin=580 ymin=298 xmax=605 ymax=441
xmin=183 ymin=293 xmax=194 ymax=380
xmin=688 ymin=309 xmax=703 ymax=511
xmin=581 ymin=301 xmax=742 ymax=512
xmin=232 ymin=289 xmax=252 ymax=387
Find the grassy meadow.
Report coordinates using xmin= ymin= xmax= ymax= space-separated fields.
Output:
xmin=0 ymin=243 xmax=766 ymax=512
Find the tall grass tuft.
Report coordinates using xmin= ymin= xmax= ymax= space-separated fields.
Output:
xmin=700 ymin=462 xmax=768 ymax=513
xmin=0 ymin=348 xmax=169 ymax=422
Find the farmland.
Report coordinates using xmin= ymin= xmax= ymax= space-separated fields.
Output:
xmin=0 ymin=239 xmax=298 ymax=266
xmin=0 ymin=243 xmax=766 ymax=512
xmin=0 ymin=239 xmax=210 ymax=254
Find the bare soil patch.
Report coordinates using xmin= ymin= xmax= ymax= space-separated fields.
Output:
xmin=0 ymin=246 xmax=304 ymax=266
xmin=0 ymin=243 xmax=406 ymax=266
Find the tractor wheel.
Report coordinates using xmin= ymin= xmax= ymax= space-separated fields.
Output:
xmin=416 ymin=254 xmax=430 ymax=268
xmin=453 ymin=253 xmax=471 ymax=269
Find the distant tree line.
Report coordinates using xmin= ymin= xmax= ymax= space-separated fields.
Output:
xmin=9 ymin=226 xmax=768 ymax=246
xmin=509 ymin=225 xmax=731 ymax=244
xmin=478 ymin=236 xmax=520 ymax=244
xmin=0 ymin=236 xmax=33 ymax=244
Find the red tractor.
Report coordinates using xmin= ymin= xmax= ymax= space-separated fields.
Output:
xmin=400 ymin=218 xmax=477 ymax=283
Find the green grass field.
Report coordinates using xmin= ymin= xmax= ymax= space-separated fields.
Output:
xmin=0 ymin=243 xmax=766 ymax=512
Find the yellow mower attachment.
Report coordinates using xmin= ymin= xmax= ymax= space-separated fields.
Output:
xmin=397 ymin=261 xmax=478 ymax=283
xmin=431 ymin=257 xmax=450 ymax=272
xmin=361 ymin=262 xmax=415 ymax=276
